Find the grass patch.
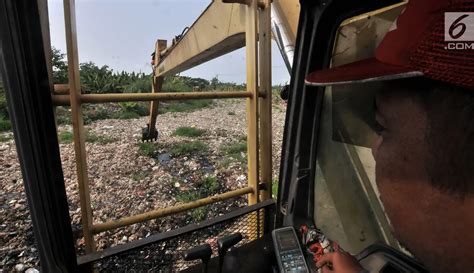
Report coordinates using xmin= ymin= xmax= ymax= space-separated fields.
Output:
xmin=138 ymin=142 xmax=158 ymax=157
xmin=160 ymin=99 xmax=213 ymax=113
xmin=220 ymin=158 xmax=233 ymax=168
xmin=176 ymin=176 xmax=220 ymax=222
xmin=170 ymin=141 xmax=208 ymax=156
xmin=176 ymin=191 xmax=200 ymax=203
xmin=175 ymin=189 xmax=209 ymax=221
xmin=191 ymin=207 xmax=208 ymax=222
xmin=56 ymin=103 xmax=149 ymax=125
xmin=56 ymin=114 xmax=71 ymax=125
xmin=114 ymin=111 xmax=140 ymax=120
xmin=58 ymin=131 xmax=74 ymax=143
xmin=201 ymin=176 xmax=219 ymax=194
xmin=55 ymin=107 xmax=72 ymax=125
xmin=86 ymin=132 xmax=116 ymax=144
xmin=0 ymin=134 xmax=12 ymax=142
xmin=83 ymin=106 xmax=113 ymax=124
xmin=0 ymin=116 xmax=11 ymax=132
xmin=220 ymin=138 xmax=247 ymax=164
xmin=58 ymin=131 xmax=116 ymax=144
xmin=172 ymin=127 xmax=206 ymax=137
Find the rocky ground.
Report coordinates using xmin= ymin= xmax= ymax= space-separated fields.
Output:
xmin=0 ymin=99 xmax=286 ymax=272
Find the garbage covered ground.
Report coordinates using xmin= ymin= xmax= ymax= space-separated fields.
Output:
xmin=0 ymin=99 xmax=286 ymax=272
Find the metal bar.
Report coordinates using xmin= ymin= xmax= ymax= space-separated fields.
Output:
xmin=245 ymin=0 xmax=259 ymax=206
xmin=91 ymin=187 xmax=254 ymax=234
xmin=258 ymin=0 xmax=272 ymax=202
xmin=146 ymin=39 xmax=167 ymax=138
xmin=78 ymin=199 xmax=275 ymax=266
xmin=52 ymin=91 xmax=256 ymax=106
xmin=53 ymin=84 xmax=69 ymax=94
xmin=63 ymin=0 xmax=95 ymax=253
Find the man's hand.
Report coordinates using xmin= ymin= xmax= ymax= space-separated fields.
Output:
xmin=316 ymin=252 xmax=364 ymax=273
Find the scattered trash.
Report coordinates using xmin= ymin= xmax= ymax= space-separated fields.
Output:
xmin=14 ymin=263 xmax=26 ymax=272
xmin=158 ymin=153 xmax=171 ymax=162
xmin=0 ymin=100 xmax=286 ymax=271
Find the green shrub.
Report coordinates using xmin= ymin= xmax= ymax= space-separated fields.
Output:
xmin=172 ymin=127 xmax=206 ymax=137
xmin=170 ymin=141 xmax=208 ymax=156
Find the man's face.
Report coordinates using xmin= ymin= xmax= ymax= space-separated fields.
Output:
xmin=371 ymin=84 xmax=463 ymax=272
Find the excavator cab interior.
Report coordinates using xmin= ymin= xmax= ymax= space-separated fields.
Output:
xmin=270 ymin=0 xmax=429 ymax=272
xmin=0 ymin=0 xmax=434 ymax=272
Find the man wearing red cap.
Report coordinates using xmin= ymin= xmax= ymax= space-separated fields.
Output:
xmin=305 ymin=0 xmax=474 ymax=272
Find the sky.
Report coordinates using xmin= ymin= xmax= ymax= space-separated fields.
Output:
xmin=47 ymin=0 xmax=290 ymax=85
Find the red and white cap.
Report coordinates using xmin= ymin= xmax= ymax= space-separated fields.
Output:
xmin=305 ymin=0 xmax=474 ymax=89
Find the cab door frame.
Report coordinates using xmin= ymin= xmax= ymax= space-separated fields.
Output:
xmin=277 ymin=0 xmax=400 ymax=227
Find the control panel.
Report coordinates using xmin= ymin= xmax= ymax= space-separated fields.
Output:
xmin=272 ymin=227 xmax=310 ymax=273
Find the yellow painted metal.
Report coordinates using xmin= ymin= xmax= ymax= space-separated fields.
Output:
xmin=258 ymin=0 xmax=272 ymax=201
xmin=53 ymin=84 xmax=69 ymax=94
xmin=155 ymin=1 xmax=246 ymax=77
xmin=245 ymin=0 xmax=259 ymax=206
xmin=63 ymin=0 xmax=95 ymax=253
xmin=154 ymin=0 xmax=301 ymax=78
xmin=91 ymin=187 xmax=254 ymax=234
xmin=52 ymin=91 xmax=255 ymax=106
xmin=147 ymin=40 xmax=167 ymax=134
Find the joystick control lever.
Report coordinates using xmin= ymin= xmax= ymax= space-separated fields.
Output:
xmin=183 ymin=244 xmax=213 ymax=273
xmin=217 ymin=233 xmax=243 ymax=273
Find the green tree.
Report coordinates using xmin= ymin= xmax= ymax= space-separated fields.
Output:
xmin=80 ymin=62 xmax=121 ymax=93
xmin=210 ymin=75 xmax=219 ymax=90
xmin=52 ymin=47 xmax=68 ymax=84
xmin=124 ymin=74 xmax=152 ymax=93
xmin=187 ymin=77 xmax=209 ymax=90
